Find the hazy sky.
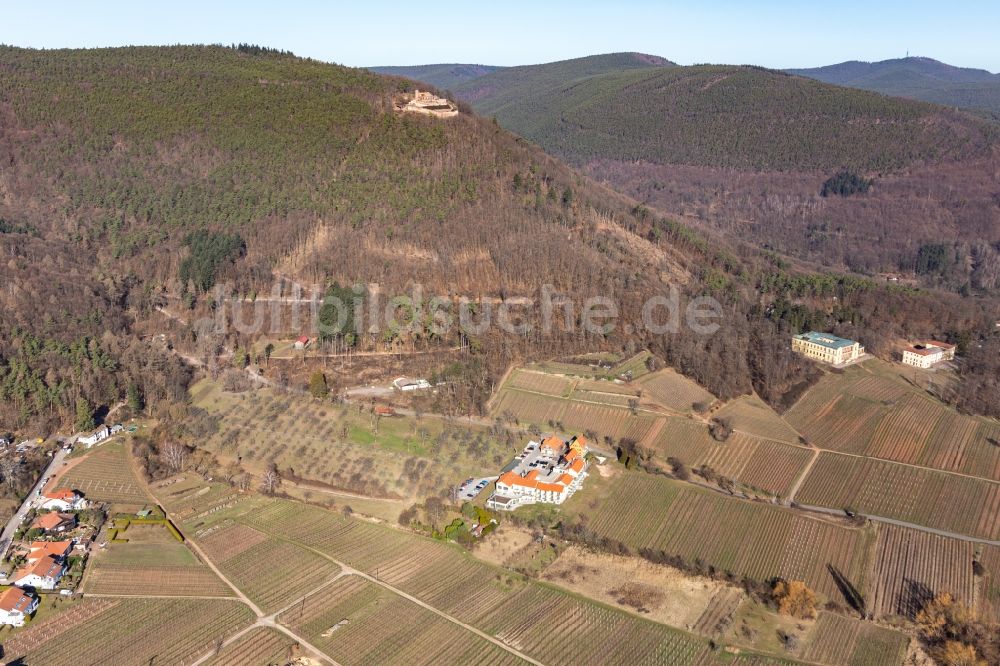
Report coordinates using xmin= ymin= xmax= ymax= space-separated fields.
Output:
xmin=4 ymin=1 xmax=999 ymax=71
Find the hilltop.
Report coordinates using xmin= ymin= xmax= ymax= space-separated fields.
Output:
xmin=368 ymin=63 xmax=501 ymax=90
xmin=788 ymin=57 xmax=1000 ymax=118
xmin=452 ymin=61 xmax=996 ymax=171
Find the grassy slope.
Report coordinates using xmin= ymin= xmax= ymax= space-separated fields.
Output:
xmin=456 ymin=62 xmax=998 ymax=171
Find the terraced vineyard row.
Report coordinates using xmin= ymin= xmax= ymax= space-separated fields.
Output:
xmin=802 ymin=612 xmax=909 ymax=666
xmin=867 ymin=524 xmax=975 ymax=619
xmin=84 ymin=564 xmax=232 ymax=596
xmin=175 ymin=487 xmax=813 ymax=666
xmin=278 ymin=575 xmax=529 ymax=666
xmin=785 ymin=365 xmax=1000 ymax=481
xmin=976 ymin=545 xmax=1000 ymax=624
xmin=508 ymin=369 xmax=574 ymax=395
xmin=583 ymin=474 xmax=872 ymax=599
xmin=646 ymin=420 xmax=812 ymax=497
xmin=55 ymin=442 xmax=150 ymax=504
xmin=1 ymin=598 xmax=254 ymax=665
xmin=795 ymin=453 xmax=1000 ymax=540
xmin=477 ymin=584 xmax=712 ymax=666
xmin=713 ymin=395 xmax=800 ymax=443
xmin=198 ymin=522 xmax=340 ymax=612
xmin=204 ymin=627 xmax=298 ymax=666
xmin=636 ymin=368 xmax=716 ymax=413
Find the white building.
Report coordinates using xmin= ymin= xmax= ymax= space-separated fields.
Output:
xmin=77 ymin=425 xmax=109 ymax=447
xmin=12 ymin=555 xmax=66 ymax=590
xmin=902 ymin=341 xmax=956 ymax=369
xmin=791 ymin=331 xmax=865 ymax=365
xmin=488 ymin=435 xmax=589 ymax=511
xmin=393 ymin=377 xmax=432 ymax=392
xmin=0 ymin=587 xmax=38 ymax=627
xmin=37 ymin=490 xmax=86 ymax=512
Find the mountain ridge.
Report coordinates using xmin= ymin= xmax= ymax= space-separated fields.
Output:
xmin=787 ymin=56 xmax=1000 ymax=118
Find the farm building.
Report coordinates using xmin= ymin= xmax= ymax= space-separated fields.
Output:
xmin=37 ymin=489 xmax=86 ymax=512
xmin=393 ymin=377 xmax=432 ymax=392
xmin=77 ymin=424 xmax=110 ymax=447
xmin=0 ymin=587 xmax=38 ymax=627
xmin=488 ymin=435 xmax=589 ymax=510
xmin=373 ymin=405 xmax=395 ymax=417
xmin=293 ymin=336 xmax=311 ymax=349
xmin=791 ymin=331 xmax=865 ymax=366
xmin=12 ymin=554 xmax=66 ymax=590
xmin=901 ymin=341 xmax=956 ymax=369
xmin=31 ymin=512 xmax=76 ymax=533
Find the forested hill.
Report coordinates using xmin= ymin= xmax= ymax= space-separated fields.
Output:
xmin=441 ymin=56 xmax=1000 ymax=292
xmin=372 ymin=52 xmax=673 ymax=97
xmin=0 ymin=45 xmax=996 ymax=434
xmin=452 ymin=62 xmax=998 ymax=171
xmin=788 ymin=57 xmax=1000 ymax=119
xmin=367 ymin=63 xmax=501 ymax=91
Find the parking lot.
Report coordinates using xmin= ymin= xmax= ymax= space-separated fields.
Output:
xmin=457 ymin=476 xmax=495 ymax=501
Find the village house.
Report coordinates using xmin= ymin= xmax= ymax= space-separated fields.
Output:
xmin=791 ymin=331 xmax=865 ymax=365
xmin=31 ymin=512 xmax=77 ymax=534
xmin=0 ymin=586 xmax=39 ymax=627
xmin=77 ymin=424 xmax=110 ymax=447
xmin=26 ymin=540 xmax=73 ymax=565
xmin=293 ymin=335 xmax=311 ymax=350
xmin=37 ymin=490 xmax=86 ymax=512
xmin=901 ymin=341 xmax=956 ymax=369
xmin=12 ymin=554 xmax=66 ymax=590
xmin=488 ymin=435 xmax=589 ymax=511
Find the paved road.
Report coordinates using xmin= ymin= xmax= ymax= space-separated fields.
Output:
xmin=0 ymin=446 xmax=71 ymax=561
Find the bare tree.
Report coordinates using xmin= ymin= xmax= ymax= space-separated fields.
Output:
xmin=260 ymin=464 xmax=281 ymax=495
xmin=160 ymin=441 xmax=188 ymax=473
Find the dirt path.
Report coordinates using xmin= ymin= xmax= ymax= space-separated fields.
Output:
xmin=785 ymin=447 xmax=821 ymax=502
xmin=255 ymin=530 xmax=544 ymax=666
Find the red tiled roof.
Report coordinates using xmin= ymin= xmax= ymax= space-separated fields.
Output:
xmin=43 ymin=489 xmax=78 ymax=502
xmin=0 ymin=587 xmax=34 ymax=613
xmin=15 ymin=554 xmax=64 ymax=582
xmin=540 ymin=436 xmax=564 ymax=451
xmin=32 ymin=513 xmax=74 ymax=530
xmin=28 ymin=540 xmax=72 ymax=563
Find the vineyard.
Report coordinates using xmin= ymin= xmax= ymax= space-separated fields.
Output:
xmin=204 ymin=627 xmax=298 ymax=666
xmin=54 ymin=442 xmax=150 ymax=505
xmin=645 ymin=420 xmax=813 ymax=497
xmin=476 ymin=583 xmax=713 ymax=666
xmin=508 ymin=369 xmax=574 ymax=395
xmin=977 ymin=545 xmax=1000 ymax=624
xmin=636 ymin=368 xmax=716 ymax=413
xmin=713 ymin=395 xmax=800 ymax=443
xmin=801 ymin=612 xmax=909 ymax=665
xmin=581 ymin=473 xmax=873 ymax=600
xmin=0 ymin=598 xmax=254 ymax=665
xmin=84 ymin=526 xmax=232 ymax=596
xmin=785 ymin=365 xmax=1000 ymax=480
xmin=277 ymin=574 xmax=529 ymax=666
xmin=173 ymin=490 xmax=814 ymax=666
xmin=794 ymin=452 xmax=1000 ymax=540
xmin=867 ymin=524 xmax=976 ymax=619
xmin=198 ymin=521 xmax=340 ymax=612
